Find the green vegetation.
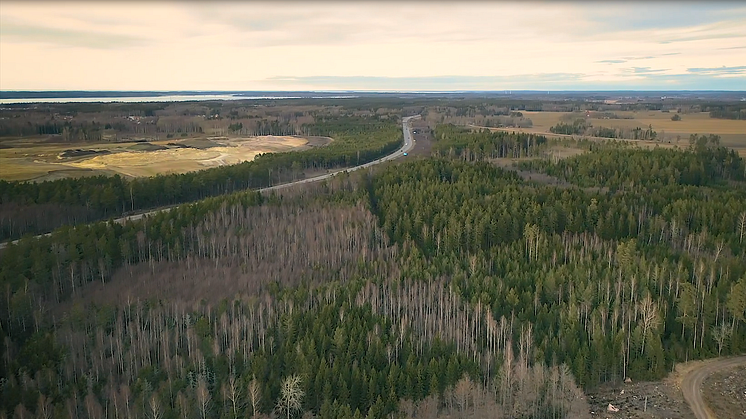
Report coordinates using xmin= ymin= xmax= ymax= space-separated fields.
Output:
xmin=549 ymin=120 xmax=661 ymax=141
xmin=549 ymin=119 xmax=588 ymax=136
xmin=0 ymin=116 xmax=402 ymax=241
xmin=433 ymin=124 xmax=547 ymax=159
xmin=707 ymin=104 xmax=746 ymax=120
xmin=520 ymin=137 xmax=744 ymax=189
xmin=2 ymin=113 xmax=746 ymax=418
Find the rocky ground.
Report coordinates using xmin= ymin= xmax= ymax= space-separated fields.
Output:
xmin=586 ymin=359 xmax=746 ymax=419
xmin=702 ymin=365 xmax=746 ymax=419
xmin=586 ymin=378 xmax=695 ymax=419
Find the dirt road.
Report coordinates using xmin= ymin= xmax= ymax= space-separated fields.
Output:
xmin=681 ymin=356 xmax=746 ymax=419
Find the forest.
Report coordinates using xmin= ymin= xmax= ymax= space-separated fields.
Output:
xmin=549 ymin=120 xmax=660 ymax=141
xmin=0 ymin=116 xmax=402 ymax=242
xmin=1 ymin=112 xmax=746 ymax=418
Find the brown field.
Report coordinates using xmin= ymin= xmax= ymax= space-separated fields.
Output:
xmin=470 ymin=111 xmax=746 ymax=156
xmin=0 ymin=135 xmax=318 ymax=181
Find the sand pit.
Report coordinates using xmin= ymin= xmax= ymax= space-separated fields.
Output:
xmin=66 ymin=136 xmax=309 ymax=177
xmin=0 ymin=135 xmax=312 ymax=181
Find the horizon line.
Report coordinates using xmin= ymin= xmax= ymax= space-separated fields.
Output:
xmin=3 ymin=89 xmax=746 ymax=93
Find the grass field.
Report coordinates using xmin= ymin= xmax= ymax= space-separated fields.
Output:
xmin=0 ymin=135 xmax=315 ymax=181
xmin=472 ymin=111 xmax=746 ymax=156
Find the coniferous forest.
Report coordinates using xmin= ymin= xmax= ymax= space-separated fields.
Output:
xmin=0 ymin=116 xmax=402 ymax=241
xmin=1 ymin=111 xmax=746 ymax=419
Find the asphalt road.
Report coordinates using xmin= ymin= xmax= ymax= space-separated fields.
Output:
xmin=0 ymin=115 xmax=419 ymax=248
xmin=681 ymin=355 xmax=746 ymax=419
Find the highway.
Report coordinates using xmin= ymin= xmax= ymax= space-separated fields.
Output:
xmin=681 ymin=355 xmax=746 ymax=419
xmin=0 ymin=115 xmax=419 ymax=247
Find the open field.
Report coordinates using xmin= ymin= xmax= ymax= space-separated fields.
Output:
xmin=465 ymin=111 xmax=746 ymax=156
xmin=0 ymin=135 xmax=323 ymax=181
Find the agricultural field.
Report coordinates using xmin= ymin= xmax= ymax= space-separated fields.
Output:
xmin=453 ymin=110 xmax=746 ymax=156
xmin=0 ymin=135 xmax=326 ymax=181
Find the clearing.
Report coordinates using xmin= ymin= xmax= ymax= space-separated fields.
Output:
xmin=702 ymin=365 xmax=746 ymax=419
xmin=584 ymin=356 xmax=746 ymax=419
xmin=0 ymin=135 xmax=327 ymax=181
xmin=469 ymin=111 xmax=746 ymax=156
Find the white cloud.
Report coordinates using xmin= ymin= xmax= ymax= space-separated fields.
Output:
xmin=1 ymin=1 xmax=744 ymax=90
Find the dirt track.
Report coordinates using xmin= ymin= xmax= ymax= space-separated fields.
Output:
xmin=681 ymin=356 xmax=746 ymax=419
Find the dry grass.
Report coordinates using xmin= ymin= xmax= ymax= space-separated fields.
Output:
xmin=472 ymin=111 xmax=746 ymax=157
xmin=588 ymin=111 xmax=746 ymax=147
xmin=0 ymin=135 xmax=311 ymax=181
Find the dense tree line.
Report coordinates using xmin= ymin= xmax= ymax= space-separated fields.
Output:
xmin=707 ymin=104 xmax=746 ymax=120
xmin=549 ymin=120 xmax=588 ymax=136
xmin=432 ymin=125 xmax=547 ymax=160
xmin=1 ymin=179 xmax=588 ymax=418
xmin=519 ymin=141 xmax=745 ymax=189
xmin=370 ymin=157 xmax=745 ymax=388
xmin=2 ymin=125 xmax=745 ymax=418
xmin=0 ymin=116 xmax=402 ymax=241
xmin=549 ymin=120 xmax=659 ymax=141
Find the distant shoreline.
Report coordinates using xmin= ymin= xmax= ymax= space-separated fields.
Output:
xmin=0 ymin=91 xmax=361 ymax=99
xmin=0 ymin=93 xmax=360 ymax=105
xmin=0 ymin=90 xmax=743 ymax=104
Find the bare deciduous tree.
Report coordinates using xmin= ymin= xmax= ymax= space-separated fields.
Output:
xmin=638 ymin=293 xmax=660 ymax=354
xmin=196 ymin=378 xmax=211 ymax=419
xmin=222 ymin=375 xmax=242 ymax=419
xmin=148 ymin=394 xmax=163 ymax=419
xmin=36 ymin=394 xmax=53 ymax=419
xmin=712 ymin=323 xmax=732 ymax=355
xmin=248 ymin=376 xmax=262 ymax=418
xmin=276 ymin=375 xmax=304 ymax=419
xmin=453 ymin=375 xmax=474 ymax=413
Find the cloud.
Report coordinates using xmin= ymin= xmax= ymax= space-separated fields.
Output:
xmin=597 ymin=53 xmax=679 ymax=65
xmin=659 ymin=32 xmax=744 ymax=44
xmin=582 ymin=3 xmax=746 ymax=34
xmin=1 ymin=2 xmax=745 ymax=90
xmin=628 ymin=67 xmax=670 ymax=74
xmin=687 ymin=66 xmax=746 ymax=75
xmin=265 ymin=74 xmax=590 ymax=90
xmin=261 ymin=70 xmax=746 ymax=91
xmin=622 ymin=56 xmax=656 ymax=61
xmin=0 ymin=19 xmax=146 ymax=49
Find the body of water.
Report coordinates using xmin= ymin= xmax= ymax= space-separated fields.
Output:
xmin=0 ymin=94 xmax=358 ymax=104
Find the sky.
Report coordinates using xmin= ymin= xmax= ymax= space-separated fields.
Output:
xmin=1 ymin=1 xmax=745 ymax=91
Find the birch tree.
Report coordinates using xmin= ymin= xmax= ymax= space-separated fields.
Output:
xmin=276 ymin=375 xmax=304 ymax=419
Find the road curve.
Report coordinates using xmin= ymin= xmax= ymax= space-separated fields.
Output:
xmin=681 ymin=355 xmax=746 ymax=419
xmin=0 ymin=116 xmax=419 ymax=247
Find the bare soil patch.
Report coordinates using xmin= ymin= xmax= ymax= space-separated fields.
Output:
xmin=410 ymin=118 xmax=433 ymax=157
xmin=60 ymin=148 xmax=111 ymax=158
xmin=586 ymin=379 xmax=695 ymax=419
xmin=702 ymin=365 xmax=746 ymax=419
xmin=304 ymin=135 xmax=333 ymax=147
xmin=0 ymin=135 xmax=323 ymax=181
xmin=589 ymin=357 xmax=746 ymax=419
xmin=67 ymin=135 xmax=308 ymax=177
